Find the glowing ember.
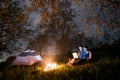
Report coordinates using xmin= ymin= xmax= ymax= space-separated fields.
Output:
xmin=44 ymin=63 xmax=57 ymax=71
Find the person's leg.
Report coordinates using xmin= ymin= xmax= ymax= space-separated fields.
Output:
xmin=67 ymin=58 xmax=76 ymax=66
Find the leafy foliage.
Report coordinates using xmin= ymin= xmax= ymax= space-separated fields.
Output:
xmin=0 ymin=0 xmax=28 ymax=53
xmin=78 ymin=0 xmax=120 ymax=46
xmin=0 ymin=0 xmax=120 ymax=57
xmin=28 ymin=0 xmax=77 ymax=54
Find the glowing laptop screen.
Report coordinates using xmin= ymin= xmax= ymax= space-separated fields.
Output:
xmin=72 ymin=52 xmax=78 ymax=58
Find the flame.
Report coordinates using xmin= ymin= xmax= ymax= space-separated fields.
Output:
xmin=44 ymin=62 xmax=57 ymax=71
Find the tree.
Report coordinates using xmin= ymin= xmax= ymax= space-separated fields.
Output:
xmin=98 ymin=0 xmax=120 ymax=44
xmin=28 ymin=0 xmax=120 ymax=52
xmin=71 ymin=0 xmax=120 ymax=47
xmin=27 ymin=0 xmax=77 ymax=54
xmin=28 ymin=34 xmax=49 ymax=54
xmin=46 ymin=0 xmax=77 ymax=54
xmin=0 ymin=0 xmax=28 ymax=53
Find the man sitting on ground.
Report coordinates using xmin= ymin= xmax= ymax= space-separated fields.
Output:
xmin=67 ymin=46 xmax=91 ymax=66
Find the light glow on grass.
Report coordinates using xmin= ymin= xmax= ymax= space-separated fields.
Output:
xmin=44 ymin=62 xmax=57 ymax=71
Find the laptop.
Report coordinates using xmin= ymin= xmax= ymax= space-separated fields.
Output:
xmin=72 ymin=52 xmax=78 ymax=58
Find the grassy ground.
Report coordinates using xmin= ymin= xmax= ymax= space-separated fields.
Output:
xmin=0 ymin=42 xmax=120 ymax=80
xmin=0 ymin=57 xmax=120 ymax=80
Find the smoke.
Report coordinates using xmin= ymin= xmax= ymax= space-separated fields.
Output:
xmin=19 ymin=0 xmax=31 ymax=8
xmin=28 ymin=11 xmax=42 ymax=26
xmin=41 ymin=44 xmax=57 ymax=64
xmin=19 ymin=0 xmax=42 ymax=27
xmin=25 ymin=0 xmax=31 ymax=8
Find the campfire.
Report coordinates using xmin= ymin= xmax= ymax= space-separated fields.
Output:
xmin=44 ymin=62 xmax=57 ymax=71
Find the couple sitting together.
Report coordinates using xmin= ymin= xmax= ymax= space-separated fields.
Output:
xmin=67 ymin=46 xmax=92 ymax=66
xmin=73 ymin=46 xmax=91 ymax=59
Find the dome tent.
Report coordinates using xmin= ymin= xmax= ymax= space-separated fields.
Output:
xmin=12 ymin=50 xmax=43 ymax=66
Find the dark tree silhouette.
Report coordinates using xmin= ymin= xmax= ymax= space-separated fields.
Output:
xmin=0 ymin=0 xmax=29 ymax=53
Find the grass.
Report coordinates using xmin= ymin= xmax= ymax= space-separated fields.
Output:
xmin=0 ymin=42 xmax=120 ymax=80
xmin=0 ymin=57 xmax=120 ymax=80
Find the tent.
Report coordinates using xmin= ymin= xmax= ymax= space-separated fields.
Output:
xmin=12 ymin=50 xmax=43 ymax=66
